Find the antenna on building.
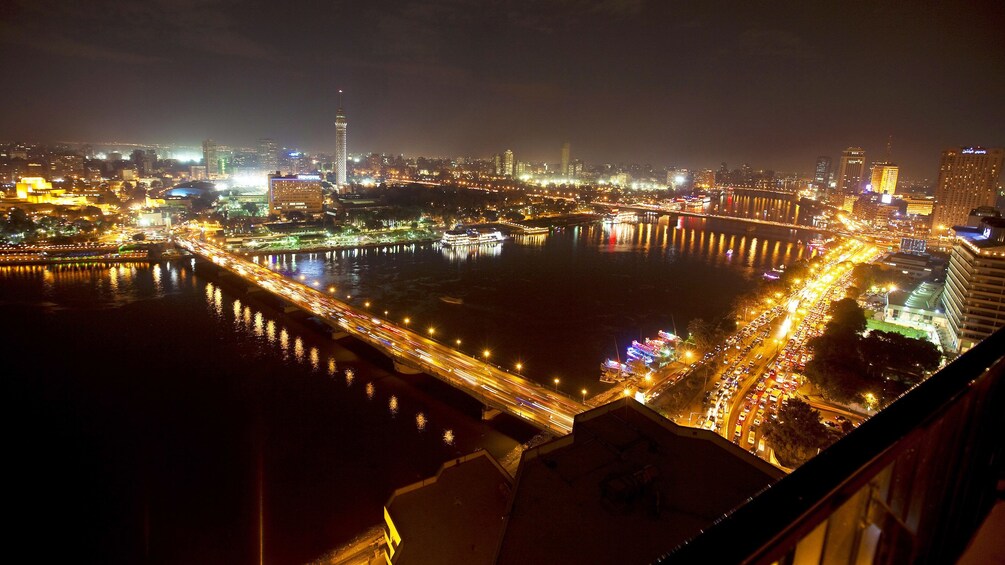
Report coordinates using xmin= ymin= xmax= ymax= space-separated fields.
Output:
xmin=338 ymin=89 xmax=344 ymax=109
xmin=886 ymin=135 xmax=893 ymax=161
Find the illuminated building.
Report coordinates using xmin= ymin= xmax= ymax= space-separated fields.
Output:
xmin=813 ymin=156 xmax=831 ymax=189
xmin=15 ymin=177 xmax=64 ymax=203
xmin=502 ymin=150 xmax=514 ymax=177
xmin=202 ymin=139 xmax=219 ymax=178
xmin=836 ymin=147 xmax=865 ymax=193
xmin=944 ymin=214 xmax=1005 ymax=352
xmin=560 ymin=142 xmax=570 ymax=176
xmin=335 ymin=91 xmax=348 ymax=188
xmin=268 ymin=173 xmax=323 ymax=216
xmin=869 ymin=162 xmax=899 ymax=194
xmin=902 ymin=196 xmax=934 ymax=216
xmin=258 ymin=138 xmax=279 ymax=172
xmin=931 ymin=146 xmax=1004 ymax=235
xmin=694 ymin=169 xmax=715 ymax=189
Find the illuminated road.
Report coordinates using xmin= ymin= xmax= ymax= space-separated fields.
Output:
xmin=175 ymin=235 xmax=582 ymax=435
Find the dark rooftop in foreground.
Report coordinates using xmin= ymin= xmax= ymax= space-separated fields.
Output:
xmin=494 ymin=398 xmax=783 ymax=565
xmin=384 ymin=451 xmax=512 ymax=565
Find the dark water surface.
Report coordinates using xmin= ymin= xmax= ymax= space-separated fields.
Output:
xmin=263 ymin=217 xmax=811 ymax=395
xmin=2 ymin=214 xmax=812 ymax=564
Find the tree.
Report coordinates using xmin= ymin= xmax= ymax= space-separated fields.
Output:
xmin=686 ymin=317 xmax=717 ymax=354
xmin=763 ymin=398 xmax=832 ymax=468
xmin=242 ymin=202 xmax=260 ymax=217
xmin=826 ymin=298 xmax=867 ymax=337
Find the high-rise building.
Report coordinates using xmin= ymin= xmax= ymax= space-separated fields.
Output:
xmin=931 ymin=147 xmax=1004 ymax=234
xmin=202 ymin=139 xmax=219 ymax=178
xmin=258 ymin=138 xmax=278 ymax=172
xmin=814 ymin=156 xmax=831 ymax=188
xmin=694 ymin=169 xmax=715 ymax=189
xmin=268 ymin=173 xmax=324 ymax=217
xmin=869 ymin=162 xmax=899 ymax=194
xmin=560 ymin=142 xmax=570 ymax=176
xmin=493 ymin=154 xmax=502 ymax=175
xmin=335 ymin=91 xmax=348 ymax=188
xmin=836 ymin=147 xmax=866 ymax=193
xmin=944 ymin=213 xmax=1005 ymax=353
xmin=502 ymin=150 xmax=514 ymax=177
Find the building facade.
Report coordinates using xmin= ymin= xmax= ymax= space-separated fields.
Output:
xmin=943 ymin=217 xmax=1005 ymax=353
xmin=257 ymin=138 xmax=278 ymax=172
xmin=814 ymin=156 xmax=831 ymax=188
xmin=202 ymin=139 xmax=219 ymax=178
xmin=267 ymin=173 xmax=324 ymax=217
xmin=870 ymin=162 xmax=899 ymax=194
xmin=560 ymin=142 xmax=570 ymax=176
xmin=931 ymin=147 xmax=1004 ymax=234
xmin=836 ymin=147 xmax=866 ymax=194
xmin=502 ymin=150 xmax=514 ymax=177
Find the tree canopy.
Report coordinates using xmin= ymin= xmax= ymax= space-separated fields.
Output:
xmin=763 ymin=398 xmax=833 ymax=468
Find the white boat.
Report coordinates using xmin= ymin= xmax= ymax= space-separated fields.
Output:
xmin=440 ymin=226 xmax=506 ymax=247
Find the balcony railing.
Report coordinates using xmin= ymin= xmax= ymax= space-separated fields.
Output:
xmin=658 ymin=326 xmax=1005 ymax=564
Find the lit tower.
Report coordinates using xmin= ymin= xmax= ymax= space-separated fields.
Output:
xmin=335 ymin=90 xmax=348 ymax=189
xmin=561 ymin=142 xmax=571 ymax=176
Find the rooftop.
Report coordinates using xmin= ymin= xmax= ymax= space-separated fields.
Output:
xmin=384 ymin=451 xmax=512 ymax=565
xmin=495 ymin=398 xmax=783 ymax=565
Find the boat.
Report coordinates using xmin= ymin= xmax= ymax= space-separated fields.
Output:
xmin=603 ymin=210 xmax=638 ymax=224
xmin=439 ymin=296 xmax=464 ymax=305
xmin=440 ymin=225 xmax=507 ymax=247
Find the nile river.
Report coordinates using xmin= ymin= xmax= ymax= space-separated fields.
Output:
xmin=2 ymin=210 xmax=815 ymax=563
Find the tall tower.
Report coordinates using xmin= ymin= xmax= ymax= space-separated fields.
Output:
xmin=813 ymin=156 xmax=831 ymax=188
xmin=836 ymin=147 xmax=866 ymax=194
xmin=257 ymin=138 xmax=278 ymax=173
xmin=202 ymin=139 xmax=219 ymax=178
xmin=931 ymin=147 xmax=1004 ymax=234
xmin=561 ymin=142 xmax=570 ymax=176
xmin=335 ymin=90 xmax=348 ymax=189
xmin=503 ymin=149 xmax=515 ymax=177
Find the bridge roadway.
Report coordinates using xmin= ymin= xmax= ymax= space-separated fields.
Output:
xmin=601 ymin=202 xmax=832 ymax=235
xmin=175 ymin=235 xmax=581 ymax=435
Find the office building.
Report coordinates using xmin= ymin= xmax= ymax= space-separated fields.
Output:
xmin=560 ymin=142 xmax=570 ymax=176
xmin=257 ymin=138 xmax=278 ymax=172
xmin=813 ymin=156 xmax=831 ymax=188
xmin=335 ymin=92 xmax=348 ymax=188
xmin=694 ymin=169 xmax=715 ymax=189
xmin=836 ymin=147 xmax=866 ymax=193
xmin=202 ymin=139 xmax=219 ymax=178
xmin=268 ymin=173 xmax=324 ymax=216
xmin=870 ymin=162 xmax=899 ymax=194
xmin=943 ymin=213 xmax=1005 ymax=353
xmin=502 ymin=149 xmax=514 ymax=177
xmin=931 ymin=147 xmax=1004 ymax=234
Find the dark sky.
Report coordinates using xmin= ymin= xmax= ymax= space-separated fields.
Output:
xmin=2 ymin=0 xmax=1003 ymax=178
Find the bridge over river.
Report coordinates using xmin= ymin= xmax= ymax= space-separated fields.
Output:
xmin=175 ymin=235 xmax=583 ymax=435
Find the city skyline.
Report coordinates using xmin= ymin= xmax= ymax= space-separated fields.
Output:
xmin=2 ymin=1 xmax=1003 ymax=178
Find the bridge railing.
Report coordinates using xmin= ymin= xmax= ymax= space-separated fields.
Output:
xmin=658 ymin=326 xmax=1005 ymax=564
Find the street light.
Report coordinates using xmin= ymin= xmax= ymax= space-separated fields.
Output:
xmin=581 ymin=388 xmax=588 ymax=403
xmin=364 ymin=301 xmax=370 ymax=308
xmin=483 ymin=349 xmax=490 ymax=359
xmin=427 ymin=327 xmax=435 ymax=336
xmin=553 ymin=377 xmax=560 ymax=391
xmin=403 ymin=317 xmax=410 ymax=326
xmin=515 ymin=362 xmax=523 ymax=372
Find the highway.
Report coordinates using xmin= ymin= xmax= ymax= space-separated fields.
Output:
xmin=175 ymin=235 xmax=582 ymax=435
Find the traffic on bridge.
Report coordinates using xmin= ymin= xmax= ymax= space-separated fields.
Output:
xmin=175 ymin=235 xmax=582 ymax=435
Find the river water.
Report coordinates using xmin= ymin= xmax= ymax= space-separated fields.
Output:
xmin=2 ymin=206 xmax=814 ymax=564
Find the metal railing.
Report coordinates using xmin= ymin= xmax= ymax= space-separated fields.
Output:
xmin=658 ymin=326 xmax=1005 ymax=564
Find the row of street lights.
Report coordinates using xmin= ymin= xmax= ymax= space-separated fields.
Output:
xmin=301 ymin=275 xmax=592 ymax=403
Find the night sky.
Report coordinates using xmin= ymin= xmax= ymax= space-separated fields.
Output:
xmin=2 ymin=0 xmax=1003 ymax=177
